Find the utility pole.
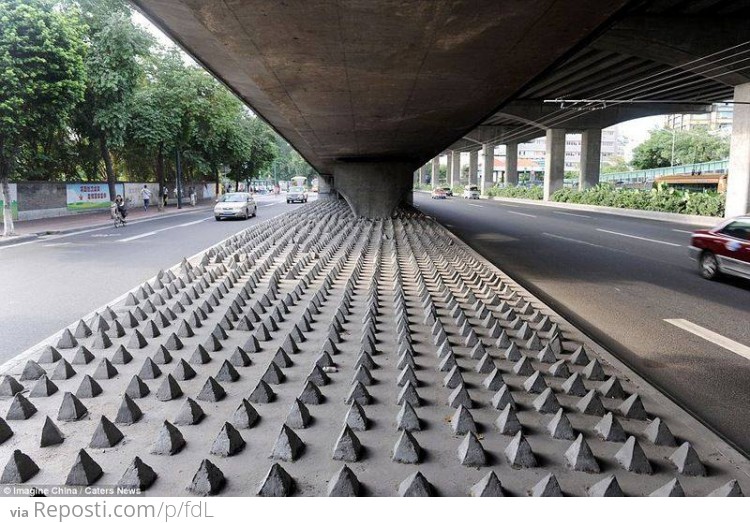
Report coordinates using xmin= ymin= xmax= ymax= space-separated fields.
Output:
xmin=175 ymin=149 xmax=183 ymax=209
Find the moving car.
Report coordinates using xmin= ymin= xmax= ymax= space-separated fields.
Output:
xmin=690 ymin=216 xmax=750 ymax=280
xmin=442 ymin=186 xmax=454 ymax=197
xmin=463 ymin=185 xmax=480 ymax=199
xmin=431 ymin=188 xmax=446 ymax=199
xmin=214 ymin=192 xmax=256 ymax=221
xmin=287 ymin=186 xmax=308 ymax=203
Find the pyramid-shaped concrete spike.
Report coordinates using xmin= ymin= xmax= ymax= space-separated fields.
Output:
xmin=495 ymin=330 xmax=512 ymax=350
xmin=307 ymin=364 xmax=330 ymax=386
xmin=114 ymin=394 xmax=143 ymax=426
xmin=548 ymin=359 xmax=571 ymax=378
xmin=708 ymin=480 xmax=743 ymax=497
xmin=0 ymin=417 xmax=13 ymax=444
xmin=504 ymin=431 xmax=537 ymax=468
xmin=525 ymin=333 xmax=543 ymax=351
xmin=30 ymin=375 xmax=58 ymax=398
xmin=270 ymin=424 xmax=305 ymax=461
xmin=202 ymin=333 xmax=224 ymax=352
xmin=397 ymin=351 xmax=416 ymax=370
xmin=6 ymin=393 xmax=36 ymax=420
xmin=569 ymin=345 xmax=590 ymax=365
xmin=282 ymin=335 xmax=300 ymax=355
xmin=491 ymin=385 xmax=515 ymax=411
xmin=255 ymin=323 xmax=272 ymax=341
xmin=243 ymin=336 xmax=262 ymax=353
xmin=229 ymin=347 xmax=252 ymax=367
xmin=397 ymin=366 xmax=419 ymax=387
xmin=470 ymin=471 xmax=503 ymax=497
xmin=392 ymin=430 xmax=422 ymax=464
xmin=398 ymin=471 xmax=433 ymax=497
xmin=458 ymin=431 xmax=486 ymax=467
xmin=669 ymin=442 xmax=706 ymax=476
xmin=475 ymin=353 xmax=496 ymax=374
xmin=210 ymin=422 xmax=246 ymax=457
xmin=327 ymin=465 xmax=360 ymax=497
xmin=56 ymin=329 xmax=78 ymax=349
xmin=0 ymin=376 xmax=23 ymax=398
xmin=65 ymin=449 xmax=103 ymax=486
xmin=576 ymin=390 xmax=606 ymax=416
xmin=118 ymin=456 xmax=157 ymax=491
xmin=189 ymin=346 xmax=211 ymax=365
xmin=594 ymin=412 xmax=627 ymax=442
xmin=537 ymin=345 xmax=557 ymax=363
xmin=397 ymin=382 xmax=422 ymax=407
xmin=299 ymin=380 xmax=324 ymax=404
xmin=332 ymin=425 xmax=362 ymax=462
xmin=565 ymin=434 xmax=600 ymax=473
xmin=248 ymin=380 xmax=275 ymax=403
xmin=112 ymin=346 xmax=133 ymax=364
xmin=215 ymin=360 xmax=240 ymax=382
xmin=37 ymin=346 xmax=62 ymax=364
xmin=109 ymin=320 xmax=126 ymax=338
xmin=495 ymin=404 xmax=522 ymax=435
xmin=197 ymin=377 xmax=226 ymax=402
xmin=322 ymin=338 xmax=340 ymax=356
xmin=617 ymin=393 xmax=648 ymax=420
xmin=89 ymin=415 xmax=124 ymax=448
xmin=451 ymin=405 xmax=477 ymax=435
xmin=649 ymin=478 xmax=685 ymax=497
xmin=562 ymin=372 xmax=588 ymax=397
xmin=547 ymin=408 xmax=576 ymax=440
xmin=123 ymin=310 xmax=140 ymax=328
xmin=530 ymin=473 xmax=563 ymax=497
xmin=482 ymin=368 xmax=505 ymax=391
xmin=286 ymin=399 xmax=312 ymax=429
xmin=448 ymin=384 xmax=472 ymax=409
xmin=92 ymin=358 xmax=118 ymax=379
xmin=532 ymin=387 xmax=561 ymax=414
xmin=141 ymin=320 xmax=161 ymax=338
xmin=176 ymin=319 xmax=195 ymax=338
xmin=515 ymin=322 xmax=531 ymax=340
xmin=187 ymin=459 xmax=225 ymax=496
xmin=71 ymin=347 xmax=94 ymax=366
xmin=40 ymin=416 xmax=64 ymax=447
xmin=523 ymin=370 xmax=547 ymax=393
xmin=615 ymin=436 xmax=653 ymax=474
xmin=345 ymin=400 xmax=369 ymax=431
xmin=20 ymin=360 xmax=46 ymax=381
xmin=128 ymin=375 xmax=153 ymax=399
xmin=512 ymin=355 xmax=534 ymax=376
xmin=272 ymin=348 xmax=293 ymax=368
xmin=127 ymin=330 xmax=148 ymax=350
xmin=231 ymin=399 xmax=259 ymax=429
xmin=151 ymin=420 xmax=186 ymax=455
xmin=643 ymin=417 xmax=676 ymax=446
xmin=587 ymin=475 xmax=623 ymax=497
xmin=155 ymin=374 xmax=183 ymax=401
xmin=352 ymin=364 xmax=374 ymax=386
xmin=173 ymin=398 xmax=205 ymax=426
xmin=257 ymin=463 xmax=294 ymax=497
xmin=397 ymin=401 xmax=421 ymax=432
xmin=1 ymin=450 xmax=40 ymax=484
xmin=599 ymin=376 xmax=626 ymax=398
xmin=583 ymin=359 xmax=607 ymax=381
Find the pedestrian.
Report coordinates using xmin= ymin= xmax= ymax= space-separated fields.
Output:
xmin=162 ymin=186 xmax=169 ymax=207
xmin=141 ymin=184 xmax=152 ymax=212
xmin=189 ymin=186 xmax=196 ymax=206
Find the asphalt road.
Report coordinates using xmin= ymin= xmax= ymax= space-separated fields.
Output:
xmin=0 ymin=194 xmax=310 ymax=365
xmin=414 ymin=192 xmax=750 ymax=455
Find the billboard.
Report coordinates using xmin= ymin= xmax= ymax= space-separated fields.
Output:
xmin=0 ymin=183 xmax=18 ymax=220
xmin=66 ymin=183 xmax=124 ymax=212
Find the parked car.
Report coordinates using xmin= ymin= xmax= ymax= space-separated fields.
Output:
xmin=214 ymin=192 xmax=256 ymax=221
xmin=442 ymin=186 xmax=454 ymax=197
xmin=463 ymin=185 xmax=480 ymax=199
xmin=431 ymin=188 xmax=446 ymax=199
xmin=287 ymin=186 xmax=308 ymax=203
xmin=690 ymin=216 xmax=750 ymax=280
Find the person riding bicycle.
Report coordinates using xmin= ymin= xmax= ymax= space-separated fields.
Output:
xmin=113 ymin=194 xmax=127 ymax=223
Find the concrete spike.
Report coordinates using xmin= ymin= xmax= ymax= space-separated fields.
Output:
xmin=470 ymin=471 xmax=503 ymax=497
xmin=569 ymin=346 xmax=590 ymax=366
xmin=397 ymin=351 xmax=416 ymax=370
xmin=210 ymin=422 xmax=245 ymax=456
xmin=127 ymin=330 xmax=148 ymax=350
xmin=482 ymin=368 xmax=505 ymax=391
xmin=152 ymin=420 xmax=186 ymax=455
xmin=451 ymin=405 xmax=476 ymax=435
xmin=495 ymin=404 xmax=522 ymax=435
xmin=495 ymin=330 xmax=512 ymax=350
xmin=505 ymin=431 xmax=537 ymax=468
xmin=232 ymin=399 xmax=259 ymax=429
xmin=7 ymin=394 xmax=37 ymax=420
xmin=56 ymin=329 xmax=78 ymax=349
xmin=118 ymin=457 xmax=157 ymax=491
xmin=92 ymin=358 xmax=118 ymax=379
xmin=587 ymin=475 xmax=623 ymax=497
xmin=548 ymin=408 xmax=576 ymax=440
xmin=397 ymin=401 xmax=421 ymax=432
xmin=155 ymin=374 xmax=183 ymax=402
xmin=272 ymin=348 xmax=293 ymax=368
xmin=229 ymin=347 xmax=252 ymax=367
xmin=71 ymin=347 xmax=94 ymax=365
xmin=299 ymin=381 xmax=324 ymax=404
xmin=0 ymin=450 xmax=39 ymax=484
xmin=65 ymin=449 xmax=103 ymax=486
xmin=332 ymin=425 xmax=362 ymax=462
xmin=248 ymin=380 xmax=275 ymax=404
xmin=458 ymin=432 xmax=486 ymax=467
xmin=189 ymin=346 xmax=212 ymax=365
xmin=173 ymin=398 xmax=205 ymax=426
xmin=187 ymin=459 xmax=225 ymax=496
xmin=475 ymin=353 xmax=496 ymax=374
xmin=617 ymin=394 xmax=648 ymax=420
xmin=270 ymin=424 xmax=305 ymax=462
xmin=216 ymin=360 xmax=240 ymax=382
xmin=525 ymin=333 xmax=543 ymax=351
xmin=40 ymin=416 xmax=64 ymax=447
xmin=392 ymin=430 xmax=422 ymax=464
xmin=243 ymin=336 xmax=262 ymax=353
xmin=89 ymin=415 xmax=124 ymax=448
xmin=398 ymin=471 xmax=433 ymax=497
xmin=176 ymin=320 xmax=195 ymax=338
xmin=512 ymin=355 xmax=534 ymax=376
xmin=0 ymin=376 xmax=24 ymax=398
xmin=30 ymin=375 xmax=58 ymax=398
xmin=438 ymin=352 xmax=457 ymax=372
xmin=599 ymin=376 xmax=626 ymax=399
xmin=345 ymin=400 xmax=369 ymax=431
xmin=649 ymin=478 xmax=685 ymax=497
xmin=491 ymin=385 xmax=515 ymax=411
xmin=523 ymin=370 xmax=547 ymax=393
xmin=576 ymin=390 xmax=606 ymax=416
xmin=530 ymin=473 xmax=563 ymax=497
xmin=643 ymin=417 xmax=676 ymax=446
xmin=0 ymin=417 xmax=13 ymax=444
xmin=614 ymin=436 xmax=653 ymax=474
xmin=322 ymin=339 xmax=340 ymax=356
xmin=112 ymin=346 xmax=134 ymax=365
xmin=532 ymin=387 xmax=561 ymax=414
xmin=565 ymin=434 xmax=600 ymax=473
xmin=448 ymin=384 xmax=472 ymax=409
xmin=307 ymin=364 xmax=330 ymax=386
xmin=37 ymin=346 xmax=62 ymax=364
xmin=708 ymin=480 xmax=743 ymax=497
xmin=548 ymin=360 xmax=571 ymax=378
xmin=352 ymin=365 xmax=374 ymax=385
xmin=669 ymin=442 xmax=706 ymax=476
xmin=21 ymin=360 xmax=46 ymax=381
xmin=583 ymin=359 xmax=607 ymax=381
xmin=327 ymin=465 xmax=360 ymax=497
xmin=397 ymin=366 xmax=419 ymax=386
xmin=197 ymin=377 xmax=226 ymax=402
xmin=562 ymin=372 xmax=588 ymax=397
xmin=122 ymin=376 xmax=149 ymax=400
xmin=257 ymin=463 xmax=294 ymax=497
xmin=138 ymin=357 xmax=162 ymax=379
xmin=286 ymin=398 xmax=312 ymax=429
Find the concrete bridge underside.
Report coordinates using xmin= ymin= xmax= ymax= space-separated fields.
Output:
xmin=131 ymin=0 xmax=631 ymax=217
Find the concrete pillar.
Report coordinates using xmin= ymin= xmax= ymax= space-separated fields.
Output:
xmin=317 ymin=174 xmax=334 ymax=199
xmin=468 ymin=149 xmax=478 ymax=185
xmin=481 ymin=144 xmax=493 ymax=195
xmin=421 ymin=164 xmax=430 ymax=184
xmin=451 ymin=151 xmax=461 ymax=187
xmin=727 ymin=83 xmax=750 ymax=217
xmin=431 ymin=157 xmax=440 ymax=189
xmin=333 ymin=161 xmax=414 ymax=218
xmin=579 ymin=128 xmax=602 ymax=190
xmin=544 ymin=129 xmax=566 ymax=200
xmin=506 ymin=142 xmax=519 ymax=186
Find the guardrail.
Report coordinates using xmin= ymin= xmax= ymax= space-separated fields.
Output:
xmin=600 ymin=160 xmax=729 ymax=184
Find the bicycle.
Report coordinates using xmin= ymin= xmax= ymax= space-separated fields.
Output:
xmin=111 ymin=201 xmax=128 ymax=228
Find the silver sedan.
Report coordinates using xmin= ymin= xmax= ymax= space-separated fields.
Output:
xmin=214 ymin=192 xmax=257 ymax=221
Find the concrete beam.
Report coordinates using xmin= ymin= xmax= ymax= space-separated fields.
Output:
xmin=334 ymin=162 xmax=414 ymax=218
xmin=579 ymin=129 xmax=602 ymax=190
xmin=544 ymin=129 xmax=566 ymax=201
xmin=726 ymin=83 xmax=750 ymax=217
xmin=506 ymin=143 xmax=519 ymax=186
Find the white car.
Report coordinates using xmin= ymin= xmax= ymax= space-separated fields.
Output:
xmin=214 ymin=192 xmax=257 ymax=221
xmin=463 ymin=185 xmax=480 ymax=199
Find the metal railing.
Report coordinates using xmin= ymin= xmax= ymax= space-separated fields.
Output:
xmin=600 ymin=160 xmax=729 ymax=184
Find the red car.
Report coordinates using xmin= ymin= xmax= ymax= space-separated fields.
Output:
xmin=690 ymin=216 xmax=750 ymax=280
xmin=431 ymin=188 xmax=447 ymax=199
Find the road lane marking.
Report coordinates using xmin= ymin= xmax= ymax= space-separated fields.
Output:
xmin=508 ymin=210 xmax=537 ymax=218
xmin=495 ymin=203 xmax=520 ymax=208
xmin=672 ymin=228 xmax=694 ymax=234
xmin=554 ymin=211 xmax=591 ymax=219
xmin=664 ymin=319 xmax=750 ymax=361
xmin=178 ymin=218 xmax=211 ymax=227
xmin=542 ymin=233 xmax=605 ymax=249
xmin=596 ymin=228 xmax=681 ymax=247
xmin=261 ymin=203 xmax=278 ymax=207
xmin=118 ymin=218 xmax=210 ymax=243
xmin=468 ymin=203 xmax=483 ymax=208
xmin=42 ymin=242 xmax=72 ymax=248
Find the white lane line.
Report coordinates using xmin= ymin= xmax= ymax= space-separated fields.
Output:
xmin=118 ymin=218 xmax=210 ymax=243
xmin=507 ymin=210 xmax=537 ymax=218
xmin=495 ymin=202 xmax=521 ymax=208
xmin=261 ymin=203 xmax=278 ymax=207
xmin=554 ymin=211 xmax=592 ymax=219
xmin=596 ymin=228 xmax=681 ymax=247
xmin=178 ymin=218 xmax=210 ymax=228
xmin=42 ymin=242 xmax=72 ymax=248
xmin=542 ymin=233 xmax=605 ymax=249
xmin=468 ymin=203 xmax=483 ymax=208
xmin=672 ymin=228 xmax=694 ymax=234
xmin=664 ymin=319 xmax=750 ymax=361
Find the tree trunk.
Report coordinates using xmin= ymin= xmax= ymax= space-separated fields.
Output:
xmin=99 ymin=133 xmax=116 ymax=202
xmin=214 ymin=166 xmax=219 ymax=196
xmin=1 ymin=143 xmax=18 ymax=237
xmin=156 ymin=144 xmax=165 ymax=208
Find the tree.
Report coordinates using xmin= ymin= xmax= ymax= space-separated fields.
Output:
xmin=225 ymin=116 xmax=278 ymax=190
xmin=631 ymin=128 xmax=730 ymax=170
xmin=0 ymin=0 xmax=86 ymax=236
xmin=601 ymin=155 xmax=630 ymax=174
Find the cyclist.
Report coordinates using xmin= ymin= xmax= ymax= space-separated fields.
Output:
xmin=113 ymin=194 xmax=128 ymax=224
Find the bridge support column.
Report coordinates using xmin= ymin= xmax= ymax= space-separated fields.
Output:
xmin=334 ymin=162 xmax=414 ymax=218
xmin=481 ymin=144 xmax=494 ymax=195
xmin=727 ymin=83 xmax=750 ymax=217
xmin=580 ymin=128 xmax=602 ymax=190
xmin=451 ymin=151 xmax=461 ymax=187
xmin=506 ymin=142 xmax=519 ymax=186
xmin=431 ymin=157 xmax=440 ymax=188
xmin=544 ymin=129 xmax=566 ymax=200
xmin=421 ymin=164 xmax=430 ymax=185
xmin=468 ymin=149 xmax=478 ymax=186
xmin=317 ymin=174 xmax=335 ymax=199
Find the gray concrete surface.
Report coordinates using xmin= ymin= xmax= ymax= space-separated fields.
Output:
xmin=0 ymin=200 xmax=747 ymax=496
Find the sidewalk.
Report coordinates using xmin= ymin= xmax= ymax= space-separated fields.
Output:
xmin=0 ymin=201 xmax=212 ymax=247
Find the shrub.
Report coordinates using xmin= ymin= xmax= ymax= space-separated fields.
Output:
xmin=487 ymin=185 xmax=543 ymax=200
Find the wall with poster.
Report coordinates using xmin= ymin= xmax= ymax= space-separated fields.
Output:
xmin=66 ymin=183 xmax=124 ymax=212
xmin=0 ymin=183 xmax=19 ymax=220
xmin=123 ymin=183 xmax=159 ymax=207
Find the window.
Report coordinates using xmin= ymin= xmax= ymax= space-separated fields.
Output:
xmin=720 ymin=220 xmax=750 ymax=240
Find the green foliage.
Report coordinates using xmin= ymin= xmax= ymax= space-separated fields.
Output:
xmin=550 ymin=183 xmax=725 ymax=217
xmin=601 ymin=156 xmax=630 ymax=174
xmin=631 ymin=128 xmax=730 ymax=169
xmin=452 ymin=184 xmax=465 ymax=195
xmin=486 ymin=185 xmax=543 ymax=200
